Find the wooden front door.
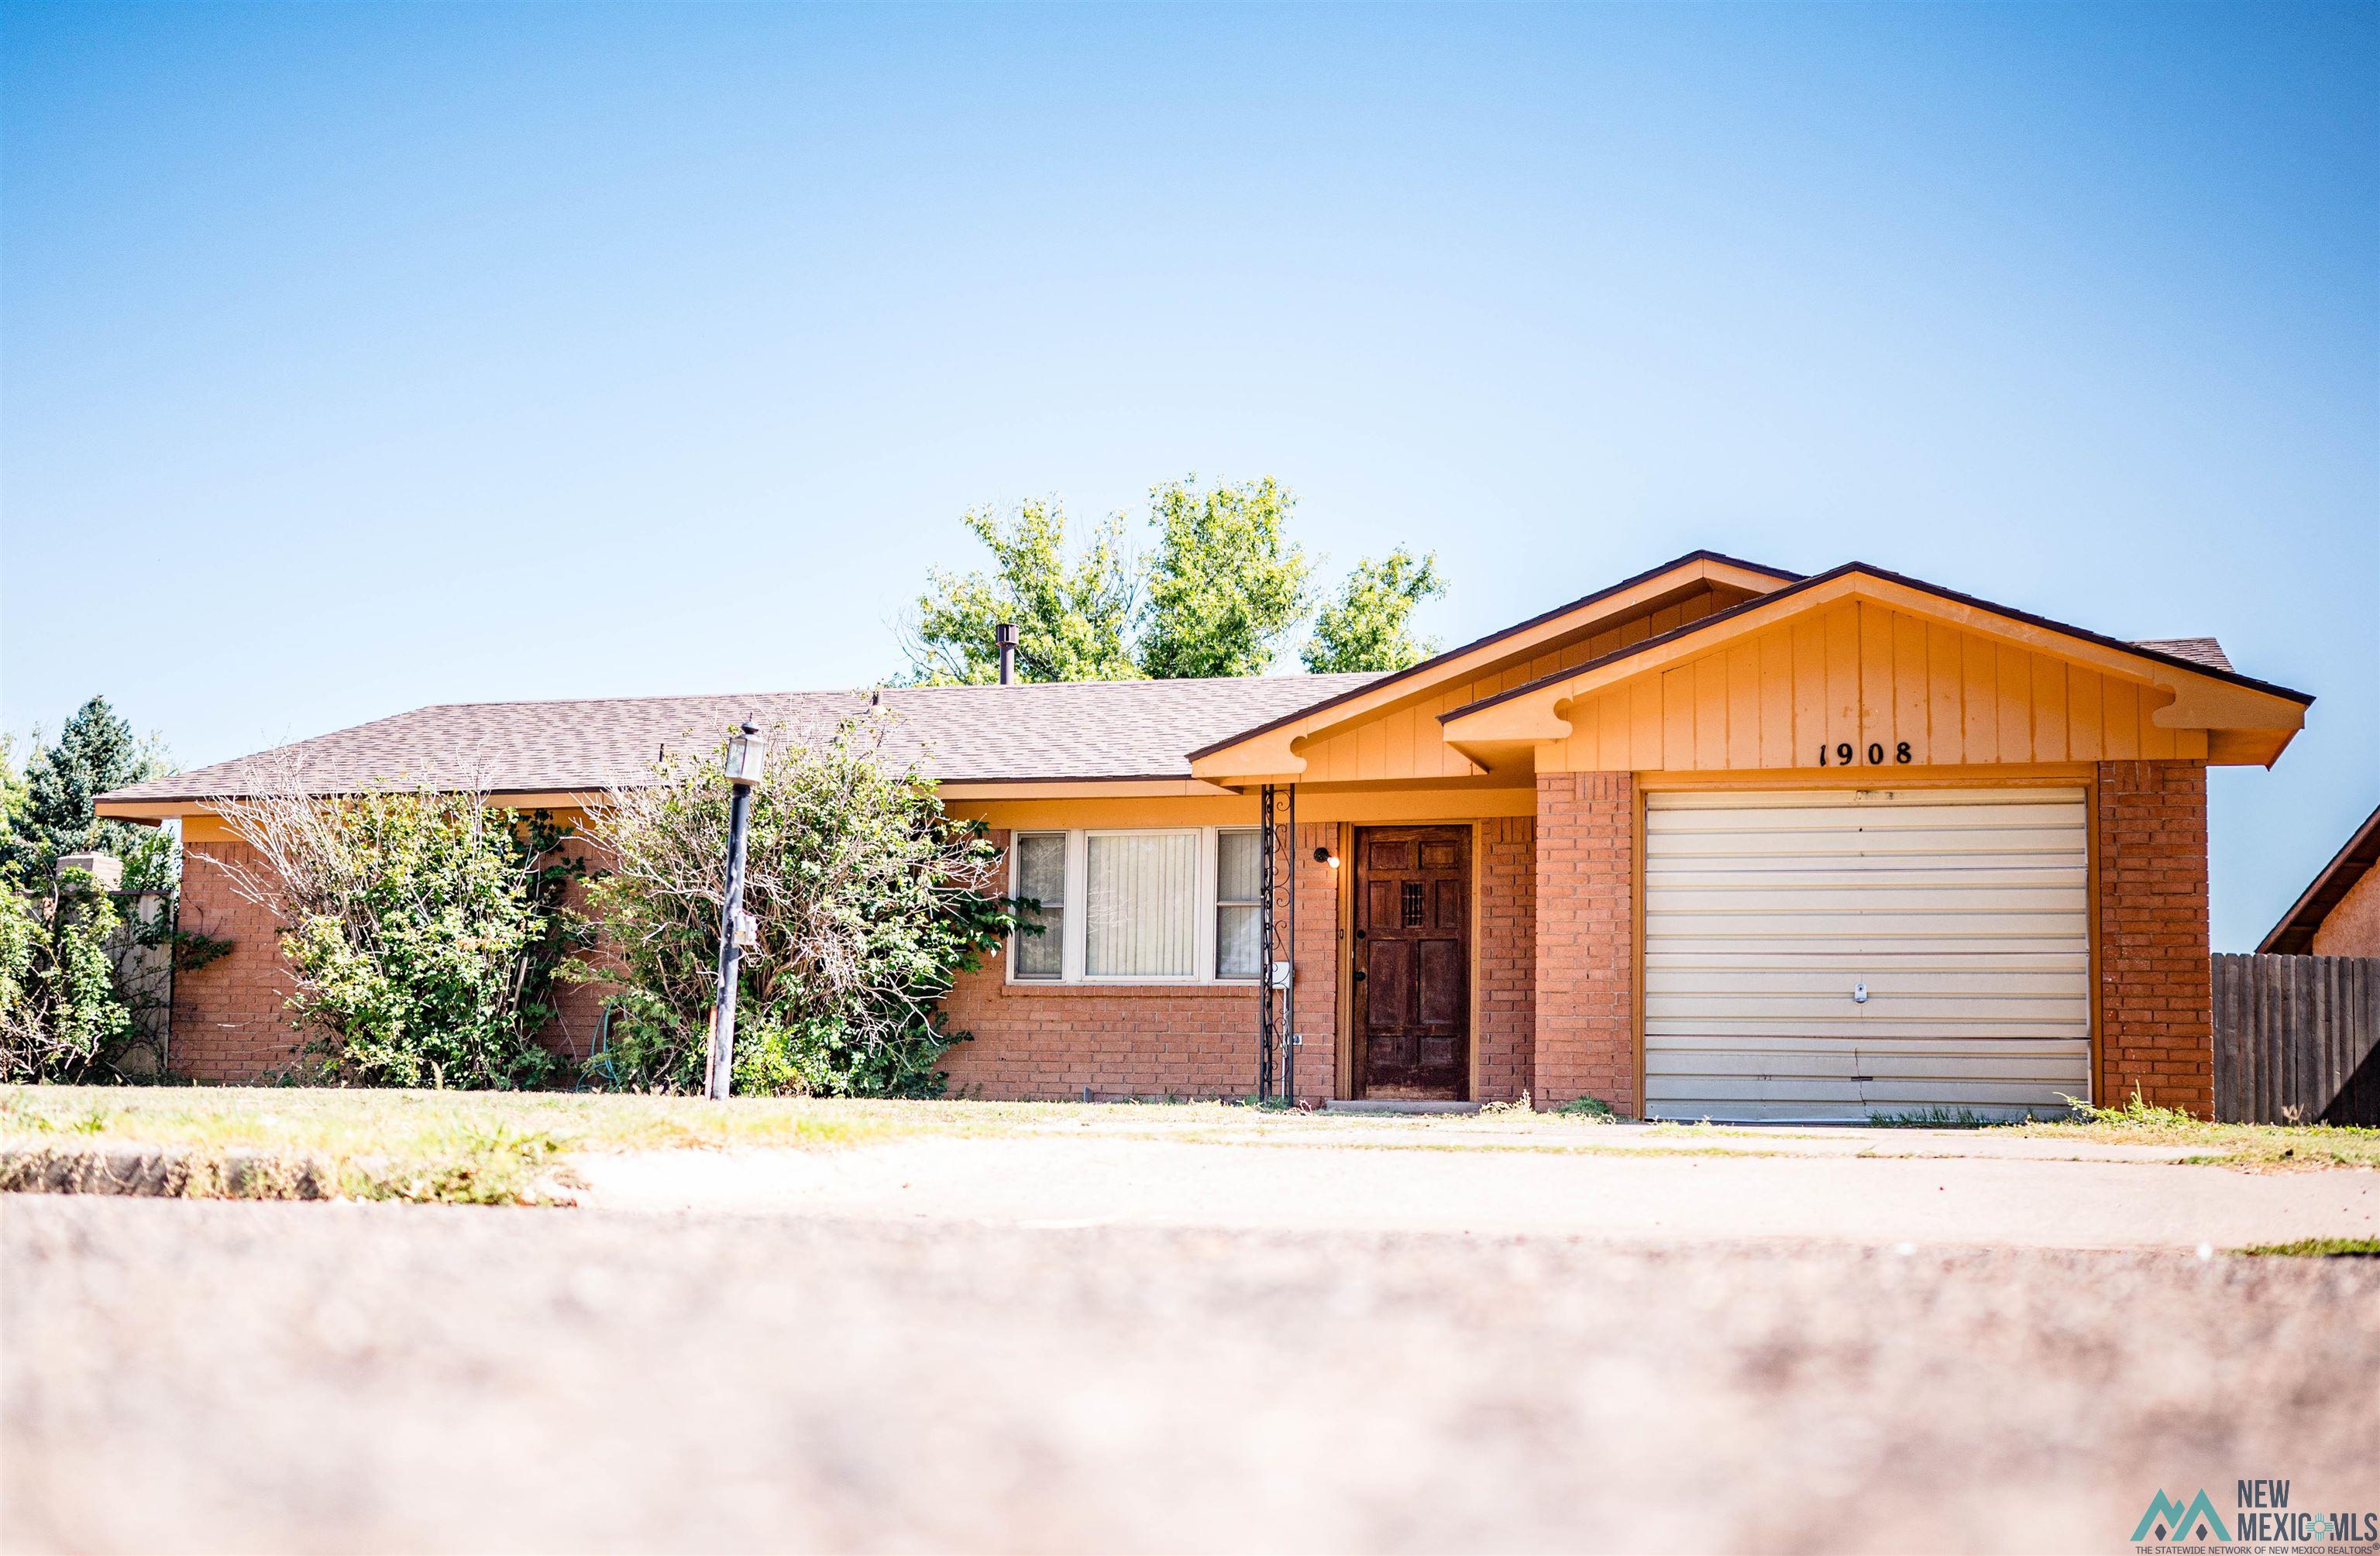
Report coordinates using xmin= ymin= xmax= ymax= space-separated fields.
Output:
xmin=1354 ymin=826 xmax=1471 ymax=1100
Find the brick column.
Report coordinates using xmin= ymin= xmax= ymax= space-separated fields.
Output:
xmin=1474 ymin=816 xmax=1537 ymax=1103
xmin=2095 ymin=761 xmax=2213 ymax=1115
xmin=1532 ymin=772 xmax=1636 ymax=1113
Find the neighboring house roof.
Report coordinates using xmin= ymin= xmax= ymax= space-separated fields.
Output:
xmin=2259 ymin=802 xmax=2380 ymax=955
xmin=1446 ymin=562 xmax=2309 ymax=722
xmin=97 ymin=673 xmax=1385 ymax=805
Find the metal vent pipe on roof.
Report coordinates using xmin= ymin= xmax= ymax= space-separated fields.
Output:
xmin=995 ymin=622 xmax=1018 ymax=685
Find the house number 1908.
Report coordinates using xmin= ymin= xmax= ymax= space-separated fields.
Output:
xmin=1818 ymin=741 xmax=1913 ymax=766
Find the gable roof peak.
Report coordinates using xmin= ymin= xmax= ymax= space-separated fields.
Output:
xmin=1183 ymin=547 xmax=1801 ymax=765
xmin=1442 ymin=558 xmax=2311 ymax=725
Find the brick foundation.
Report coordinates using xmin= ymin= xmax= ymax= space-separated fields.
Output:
xmin=2095 ymin=761 xmax=2214 ymax=1115
xmin=1531 ymin=772 xmax=1636 ymax=1114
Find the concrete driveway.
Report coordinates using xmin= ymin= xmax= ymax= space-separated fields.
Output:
xmin=571 ymin=1126 xmax=2380 ymax=1250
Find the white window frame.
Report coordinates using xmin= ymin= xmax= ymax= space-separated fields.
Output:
xmin=1005 ymin=826 xmax=1264 ymax=987
xmin=1213 ymin=826 xmax=1265 ymax=984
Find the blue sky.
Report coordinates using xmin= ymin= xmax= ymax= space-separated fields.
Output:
xmin=3 ymin=2 xmax=2373 ymax=947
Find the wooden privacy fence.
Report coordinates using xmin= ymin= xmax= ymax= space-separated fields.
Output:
xmin=2212 ymin=954 xmax=2380 ymax=1125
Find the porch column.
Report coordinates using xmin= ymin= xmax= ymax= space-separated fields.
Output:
xmin=2095 ymin=760 xmax=2213 ymax=1115
xmin=1532 ymin=771 xmax=1638 ymax=1114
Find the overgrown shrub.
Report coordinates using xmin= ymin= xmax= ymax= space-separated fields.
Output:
xmin=208 ymin=788 xmax=590 ymax=1089
xmin=0 ymin=868 xmax=135 ymax=1083
xmin=578 ymin=713 xmax=1016 ymax=1097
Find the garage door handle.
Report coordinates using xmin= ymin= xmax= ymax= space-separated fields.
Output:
xmin=1852 ymin=983 xmax=1869 ymax=1004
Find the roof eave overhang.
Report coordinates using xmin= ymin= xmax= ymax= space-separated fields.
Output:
xmin=1188 ymin=551 xmax=1798 ymax=783
xmin=1438 ymin=568 xmax=2312 ymax=764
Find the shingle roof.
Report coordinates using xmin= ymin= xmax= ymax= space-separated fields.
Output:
xmin=2128 ymin=637 xmax=2233 ymax=673
xmin=98 ymin=674 xmax=1387 ymax=805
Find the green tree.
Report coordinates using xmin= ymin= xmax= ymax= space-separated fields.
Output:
xmin=0 ymin=736 xmax=30 ymax=874
xmin=1302 ymin=548 xmax=1449 ymax=674
xmin=904 ymin=475 xmax=1446 ymax=685
xmin=1136 ymin=476 xmax=1313 ymax=680
xmin=903 ymin=500 xmax=1143 ymax=685
xmin=5 ymin=697 xmax=174 ymax=887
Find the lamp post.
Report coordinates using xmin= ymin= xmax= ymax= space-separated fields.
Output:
xmin=705 ymin=721 xmax=766 ymax=1101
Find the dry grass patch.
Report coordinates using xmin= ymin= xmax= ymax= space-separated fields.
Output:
xmin=0 ymin=1087 xmax=1144 ymax=1204
xmin=2000 ymin=1092 xmax=2380 ymax=1171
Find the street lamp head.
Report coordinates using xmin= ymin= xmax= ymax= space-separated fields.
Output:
xmin=724 ymin=722 xmax=767 ymax=787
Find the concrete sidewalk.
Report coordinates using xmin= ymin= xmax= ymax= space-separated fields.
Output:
xmin=570 ymin=1132 xmax=2380 ymax=1249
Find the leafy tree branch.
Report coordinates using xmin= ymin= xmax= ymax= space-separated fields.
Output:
xmin=1302 ymin=548 xmax=1448 ymax=674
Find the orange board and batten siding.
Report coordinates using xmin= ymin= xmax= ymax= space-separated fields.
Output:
xmin=1540 ymin=600 xmax=2206 ymax=775
xmin=1287 ymin=586 xmax=1745 ymax=785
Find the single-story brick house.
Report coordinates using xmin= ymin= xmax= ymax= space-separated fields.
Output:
xmin=98 ymin=551 xmax=2311 ymax=1118
xmin=2259 ymin=801 xmax=2380 ymax=957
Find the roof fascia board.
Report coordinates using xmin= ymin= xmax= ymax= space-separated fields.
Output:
xmin=1441 ymin=568 xmax=2311 ymax=747
xmin=935 ymin=779 xmax=1240 ymax=799
xmin=1188 ymin=551 xmax=1797 ymax=780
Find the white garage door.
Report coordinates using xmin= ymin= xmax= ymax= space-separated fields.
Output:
xmin=1644 ymin=787 xmax=2091 ymax=1122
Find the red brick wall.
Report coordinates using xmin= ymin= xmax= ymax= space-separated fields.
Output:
xmin=1474 ymin=816 xmax=1536 ymax=1103
xmin=937 ymin=977 xmax=1268 ymax=1101
xmin=1532 ymin=772 xmax=1636 ymax=1114
xmin=2095 ymin=761 xmax=2214 ymax=1115
xmin=173 ymin=841 xmax=307 ymax=1083
xmin=937 ymin=825 xmax=1341 ymax=1103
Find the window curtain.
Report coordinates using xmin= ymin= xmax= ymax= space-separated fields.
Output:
xmin=1087 ymin=833 xmax=1196 ymax=977
xmin=1012 ymin=833 xmax=1066 ymax=977
xmin=1216 ymin=830 xmax=1263 ymax=979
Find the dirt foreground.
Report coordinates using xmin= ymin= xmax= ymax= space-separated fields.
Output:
xmin=7 ymin=1190 xmax=2378 ymax=1555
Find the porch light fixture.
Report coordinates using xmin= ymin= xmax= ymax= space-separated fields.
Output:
xmin=1313 ymin=845 xmax=1340 ymax=869
xmin=706 ymin=722 xmax=766 ymax=1101
xmin=722 ymin=724 xmax=768 ymax=787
